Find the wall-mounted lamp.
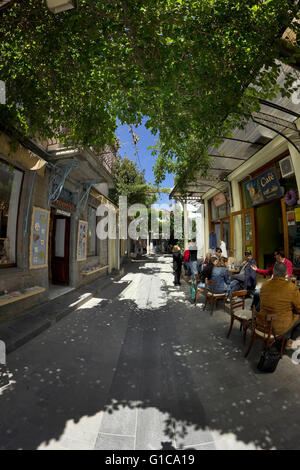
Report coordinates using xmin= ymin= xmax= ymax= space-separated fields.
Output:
xmin=46 ymin=0 xmax=74 ymax=14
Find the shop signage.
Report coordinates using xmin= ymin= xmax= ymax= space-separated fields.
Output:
xmin=245 ymin=168 xmax=282 ymax=206
xmin=213 ymin=192 xmax=227 ymax=208
xmin=54 ymin=199 xmax=76 ymax=212
xmin=29 ymin=206 xmax=50 ymax=269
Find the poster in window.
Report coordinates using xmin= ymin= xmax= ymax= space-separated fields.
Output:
xmin=77 ymin=220 xmax=88 ymax=261
xmin=295 ymin=207 xmax=300 ymax=223
xmin=29 ymin=206 xmax=50 ymax=269
xmin=287 ymin=210 xmax=296 ymax=226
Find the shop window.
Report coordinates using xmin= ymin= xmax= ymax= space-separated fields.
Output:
xmin=210 ymin=197 xmax=229 ymax=220
xmin=87 ymin=205 xmax=97 ymax=257
xmin=0 ymin=161 xmax=23 ymax=267
xmin=218 ymin=204 xmax=227 ymax=219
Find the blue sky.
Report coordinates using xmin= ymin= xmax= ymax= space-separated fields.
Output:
xmin=116 ymin=118 xmax=175 ymax=207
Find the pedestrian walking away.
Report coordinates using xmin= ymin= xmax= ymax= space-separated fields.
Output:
xmin=173 ymin=245 xmax=183 ymax=286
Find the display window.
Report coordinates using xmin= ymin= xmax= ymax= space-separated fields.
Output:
xmin=209 ymin=196 xmax=231 ymax=253
xmin=0 ymin=160 xmax=23 ymax=267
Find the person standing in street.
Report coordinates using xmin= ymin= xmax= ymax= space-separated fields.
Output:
xmin=189 ymin=238 xmax=198 ymax=281
xmin=183 ymin=243 xmax=191 ymax=277
xmin=173 ymin=245 xmax=183 ymax=286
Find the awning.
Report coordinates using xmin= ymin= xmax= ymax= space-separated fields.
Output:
xmin=90 ymin=187 xmax=118 ymax=210
xmin=170 ymin=63 xmax=300 ymax=202
xmin=0 ymin=133 xmax=47 ymax=176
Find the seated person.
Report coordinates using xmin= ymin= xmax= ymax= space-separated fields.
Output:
xmin=203 ymin=252 xmax=212 ymax=267
xmin=256 ymin=262 xmax=300 ymax=338
xmin=210 ymin=256 xmax=230 ymax=294
xmin=215 ymin=247 xmax=222 ymax=262
xmin=251 ymin=250 xmax=293 ymax=311
xmin=227 ymin=249 xmax=235 ymax=268
xmin=227 ymin=251 xmax=257 ymax=299
xmin=251 ymin=250 xmax=293 ymax=278
xmin=198 ymin=256 xmax=215 ymax=289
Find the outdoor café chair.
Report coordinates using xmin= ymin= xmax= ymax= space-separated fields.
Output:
xmin=244 ymin=307 xmax=286 ymax=358
xmin=226 ymin=290 xmax=251 ymax=344
xmin=203 ymin=280 xmax=226 ymax=315
xmin=194 ymin=274 xmax=205 ymax=306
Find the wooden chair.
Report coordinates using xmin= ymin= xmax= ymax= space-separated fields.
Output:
xmin=226 ymin=290 xmax=251 ymax=344
xmin=244 ymin=307 xmax=286 ymax=358
xmin=194 ymin=274 xmax=205 ymax=306
xmin=203 ymin=280 xmax=226 ymax=315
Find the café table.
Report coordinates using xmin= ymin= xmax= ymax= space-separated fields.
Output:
xmin=228 ymin=268 xmax=240 ymax=276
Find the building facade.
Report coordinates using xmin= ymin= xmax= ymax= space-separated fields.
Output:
xmin=170 ymin=64 xmax=300 ymax=276
xmin=0 ymin=132 xmax=121 ymax=323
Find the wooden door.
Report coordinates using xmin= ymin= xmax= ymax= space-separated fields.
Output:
xmin=51 ymin=215 xmax=70 ymax=285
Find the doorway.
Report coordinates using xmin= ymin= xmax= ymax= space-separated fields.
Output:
xmin=256 ymin=199 xmax=284 ymax=269
xmin=49 ymin=212 xmax=70 ymax=285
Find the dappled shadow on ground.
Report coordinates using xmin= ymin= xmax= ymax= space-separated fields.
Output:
xmin=0 ymin=256 xmax=300 ymax=450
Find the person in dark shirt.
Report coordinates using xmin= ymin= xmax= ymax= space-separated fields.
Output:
xmin=173 ymin=245 xmax=183 ymax=286
xmin=198 ymin=256 xmax=216 ymax=289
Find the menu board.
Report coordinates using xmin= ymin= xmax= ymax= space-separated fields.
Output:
xmin=77 ymin=220 xmax=88 ymax=261
xmin=29 ymin=206 xmax=50 ymax=269
xmin=245 ymin=168 xmax=282 ymax=206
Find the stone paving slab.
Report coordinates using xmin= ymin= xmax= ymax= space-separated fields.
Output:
xmin=1 ymin=255 xmax=300 ymax=450
xmin=0 ymin=270 xmax=124 ymax=353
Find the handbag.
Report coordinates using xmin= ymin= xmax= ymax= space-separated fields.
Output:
xmin=190 ymin=283 xmax=196 ymax=301
xmin=257 ymin=338 xmax=282 ymax=373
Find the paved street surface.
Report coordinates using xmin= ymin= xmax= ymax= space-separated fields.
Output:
xmin=1 ymin=255 xmax=300 ymax=450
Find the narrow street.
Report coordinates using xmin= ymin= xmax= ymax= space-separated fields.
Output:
xmin=0 ymin=255 xmax=300 ymax=450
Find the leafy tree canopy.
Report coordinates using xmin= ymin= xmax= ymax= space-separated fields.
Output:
xmin=0 ymin=0 xmax=299 ymax=191
xmin=109 ymin=156 xmax=157 ymax=206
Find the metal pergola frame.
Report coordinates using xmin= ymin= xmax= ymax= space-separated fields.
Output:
xmin=170 ymin=96 xmax=300 ymax=201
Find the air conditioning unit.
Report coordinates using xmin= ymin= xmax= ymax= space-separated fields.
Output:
xmin=46 ymin=0 xmax=74 ymax=14
xmin=279 ymin=155 xmax=294 ymax=178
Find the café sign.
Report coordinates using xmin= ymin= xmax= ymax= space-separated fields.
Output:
xmin=245 ymin=168 xmax=282 ymax=206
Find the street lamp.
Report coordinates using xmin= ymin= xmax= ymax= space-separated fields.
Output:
xmin=46 ymin=0 xmax=74 ymax=14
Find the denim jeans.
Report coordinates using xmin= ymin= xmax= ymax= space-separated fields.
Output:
xmin=184 ymin=262 xmax=191 ymax=276
xmin=189 ymin=261 xmax=198 ymax=281
xmin=251 ymin=288 xmax=261 ymax=312
xmin=227 ymin=279 xmax=242 ymax=298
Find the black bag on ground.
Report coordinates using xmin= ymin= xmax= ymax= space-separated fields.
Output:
xmin=257 ymin=339 xmax=282 ymax=373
